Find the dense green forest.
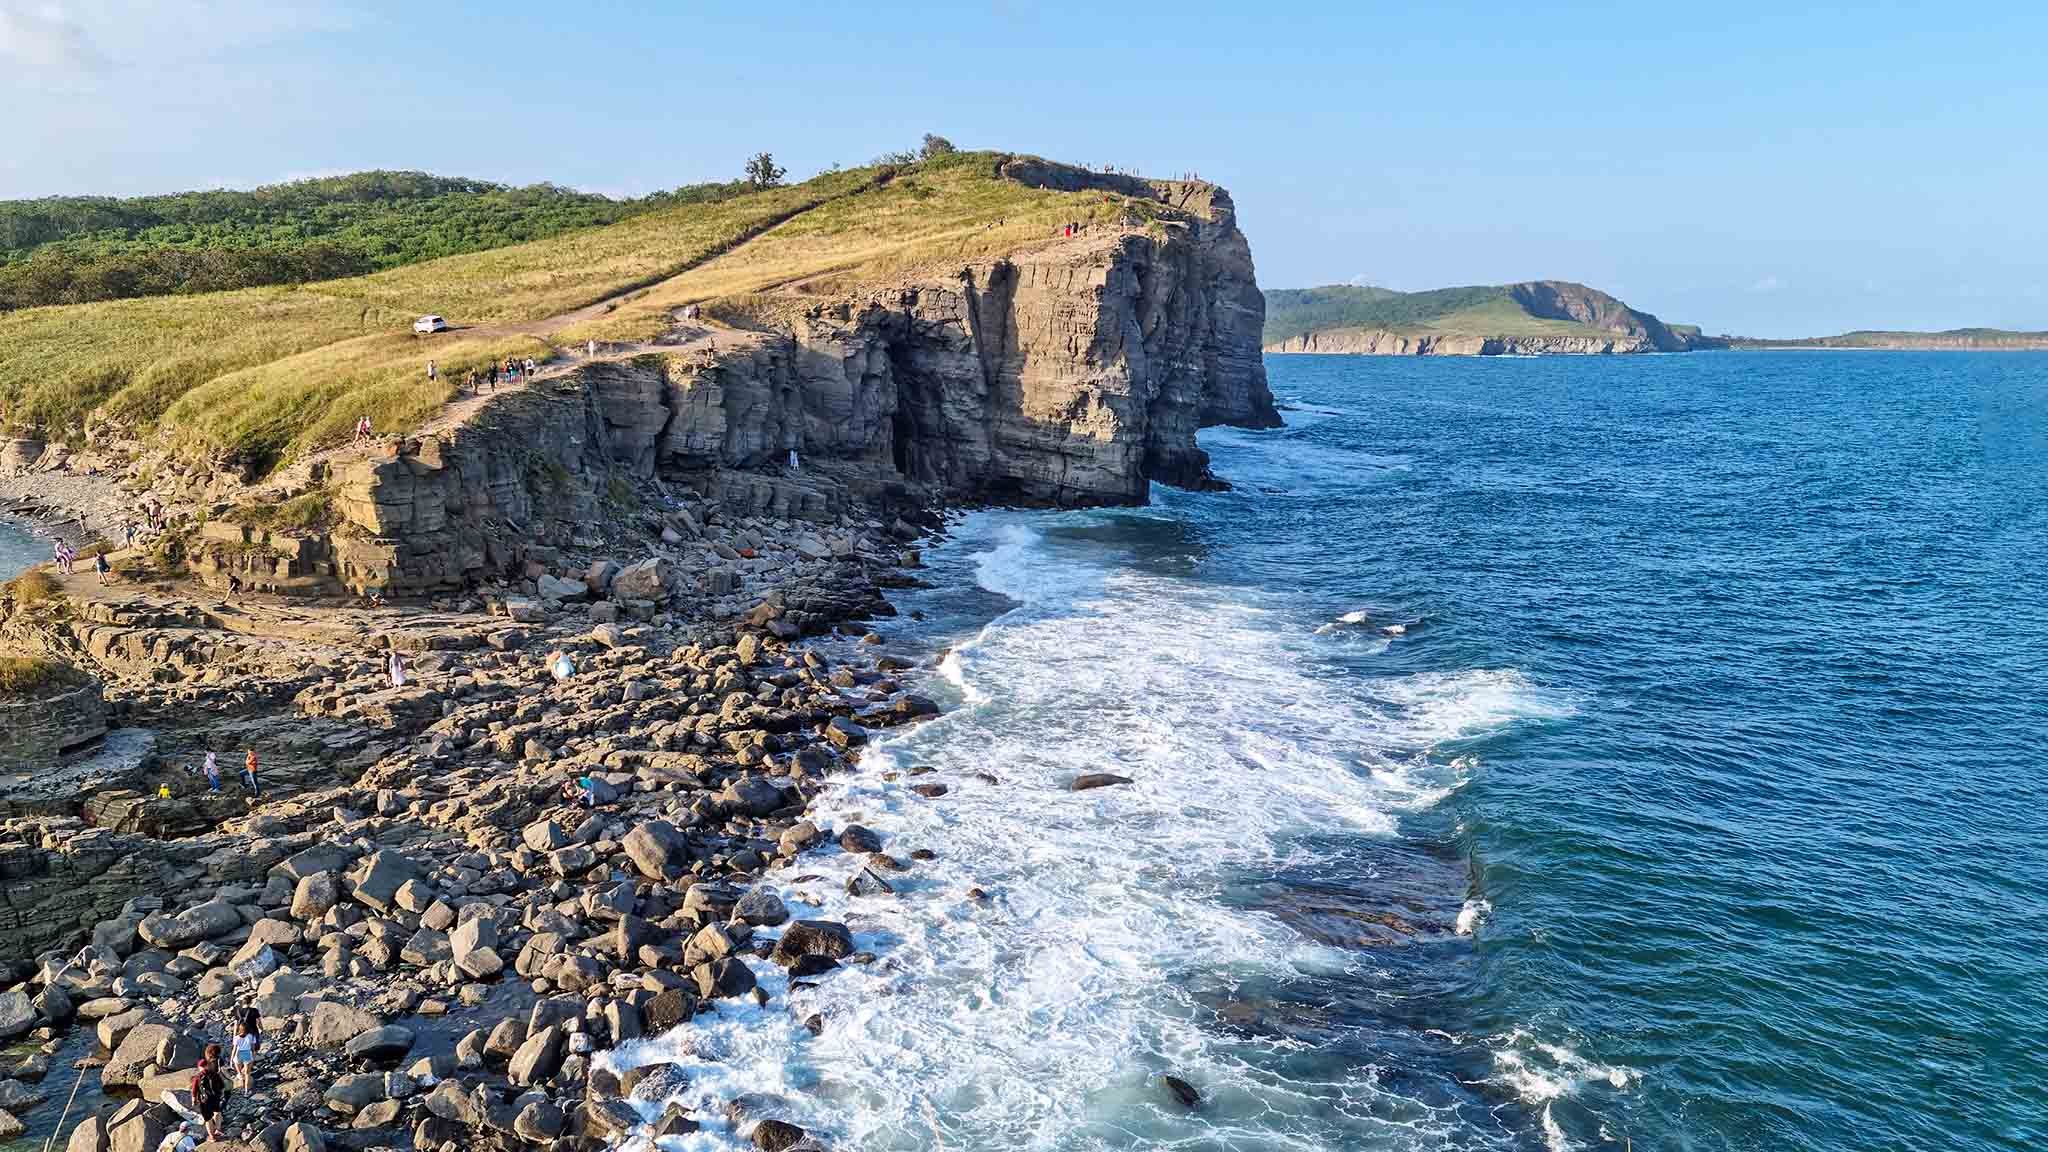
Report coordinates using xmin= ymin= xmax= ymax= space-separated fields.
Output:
xmin=0 ymin=171 xmax=751 ymax=311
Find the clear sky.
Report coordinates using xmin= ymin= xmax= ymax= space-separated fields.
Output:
xmin=5 ymin=0 xmax=2044 ymax=337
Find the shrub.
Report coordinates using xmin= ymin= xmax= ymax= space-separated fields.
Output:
xmin=3 ymin=568 xmax=61 ymax=605
xmin=0 ymin=654 xmax=88 ymax=695
xmin=920 ymin=134 xmax=957 ymax=159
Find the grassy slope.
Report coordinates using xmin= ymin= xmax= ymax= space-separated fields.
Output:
xmin=1263 ymin=284 xmax=1607 ymax=345
xmin=0 ymin=169 xmax=877 ymax=465
xmin=0 ymin=153 xmax=1168 ymax=472
xmin=563 ymin=152 xmax=1131 ymax=344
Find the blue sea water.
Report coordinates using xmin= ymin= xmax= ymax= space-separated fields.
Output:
xmin=608 ymin=349 xmax=2046 ymax=1152
xmin=0 ymin=518 xmax=43 ymax=579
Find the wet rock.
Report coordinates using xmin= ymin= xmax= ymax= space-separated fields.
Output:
xmin=777 ymin=821 xmax=821 ymax=857
xmin=485 ymin=1017 xmax=527 ymax=1060
xmin=642 ymin=989 xmax=695 ymax=1035
xmin=653 ymin=1103 xmax=700 ymax=1137
xmin=751 ymin=1119 xmax=808 ymax=1151
xmin=733 ymin=888 xmax=789 ymax=926
xmin=1163 ymin=1074 xmax=1202 ymax=1110
xmin=770 ymin=920 xmax=854 ymax=967
xmin=825 ymin=716 xmax=867 ymax=749
xmin=845 ymin=867 xmax=894 ymax=897
xmin=837 ymin=825 xmax=882 ymax=854
xmin=1071 ymin=772 xmax=1134 ymax=791
xmin=692 ymin=957 xmax=756 ymax=999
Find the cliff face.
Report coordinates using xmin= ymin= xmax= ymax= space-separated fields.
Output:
xmin=329 ymin=175 xmax=1278 ymax=592
xmin=1266 ymin=328 xmax=1666 ymax=356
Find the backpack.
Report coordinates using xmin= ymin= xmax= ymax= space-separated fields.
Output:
xmin=191 ymin=1066 xmax=225 ymax=1112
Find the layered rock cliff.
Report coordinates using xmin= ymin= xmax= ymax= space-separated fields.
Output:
xmin=1265 ymin=328 xmax=1670 ymax=356
xmin=327 ymin=168 xmax=1278 ymax=592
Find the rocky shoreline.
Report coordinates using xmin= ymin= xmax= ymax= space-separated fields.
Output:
xmin=0 ymin=459 xmax=975 ymax=1152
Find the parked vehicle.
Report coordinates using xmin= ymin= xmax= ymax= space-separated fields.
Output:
xmin=412 ymin=315 xmax=448 ymax=334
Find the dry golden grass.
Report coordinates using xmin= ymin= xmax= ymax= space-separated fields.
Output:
xmin=0 ymin=153 xmax=1174 ymax=473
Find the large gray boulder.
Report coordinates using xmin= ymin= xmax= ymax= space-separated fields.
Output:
xmin=611 ymin=558 xmax=673 ymax=601
xmin=102 ymin=1022 xmax=176 ymax=1087
xmin=622 ymin=820 xmax=689 ymax=880
xmin=348 ymin=851 xmax=422 ymax=913
xmin=308 ymin=1002 xmax=381 ymax=1048
xmin=345 ymin=1025 xmax=415 ymax=1063
xmin=508 ymin=1025 xmax=564 ymax=1087
xmin=0 ymin=991 xmax=36 ymax=1040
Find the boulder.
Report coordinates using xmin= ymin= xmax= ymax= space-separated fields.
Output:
xmin=103 ymin=1022 xmax=176 ymax=1087
xmin=0 ymin=992 xmax=34 ymax=1040
xmin=537 ymin=574 xmax=589 ymax=602
xmin=732 ymin=888 xmax=789 ymax=927
xmin=344 ymin=1025 xmax=415 ymax=1063
xmin=611 ymin=558 xmax=672 ymax=601
xmin=770 ymin=921 xmax=855 ymax=967
xmin=449 ymin=914 xmax=499 ymax=959
xmin=348 ymin=851 xmax=421 ymax=913
xmin=825 ymin=716 xmax=867 ymax=748
xmin=282 ymin=1121 xmax=326 ymax=1152
xmin=308 ymin=1002 xmax=381 ymax=1048
xmin=508 ymin=1025 xmax=564 ymax=1087
xmin=1071 ymin=772 xmax=1134 ymax=791
xmin=692 ymin=957 xmax=756 ymax=999
xmin=290 ymin=872 xmax=339 ymax=920
xmin=838 ymin=825 xmax=883 ymax=854
xmin=752 ymin=1119 xmax=808 ymax=1152
xmin=720 ymin=776 xmax=786 ymax=817
xmin=322 ymin=1072 xmax=385 ymax=1115
xmin=622 ymin=820 xmax=689 ymax=880
xmin=514 ymin=1100 xmax=565 ymax=1142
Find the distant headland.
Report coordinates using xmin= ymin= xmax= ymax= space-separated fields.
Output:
xmin=1263 ymin=281 xmax=2047 ymax=355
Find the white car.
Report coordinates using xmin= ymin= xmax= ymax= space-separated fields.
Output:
xmin=412 ymin=315 xmax=449 ymax=334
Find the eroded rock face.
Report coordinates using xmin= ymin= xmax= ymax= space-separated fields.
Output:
xmin=330 ymin=173 xmax=1275 ymax=592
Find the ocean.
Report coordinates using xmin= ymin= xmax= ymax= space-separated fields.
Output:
xmin=0 ymin=518 xmax=43 ymax=580
xmin=606 ymin=350 xmax=2046 ymax=1151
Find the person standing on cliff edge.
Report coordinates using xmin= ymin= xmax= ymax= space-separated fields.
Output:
xmin=242 ymin=749 xmax=260 ymax=798
xmin=204 ymin=750 xmax=219 ymax=792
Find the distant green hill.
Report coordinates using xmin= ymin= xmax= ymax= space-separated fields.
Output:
xmin=0 ymin=171 xmax=751 ymax=311
xmin=1264 ymin=280 xmax=1718 ymax=354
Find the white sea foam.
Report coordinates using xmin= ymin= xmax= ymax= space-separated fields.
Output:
xmin=1456 ymin=898 xmax=1491 ymax=936
xmin=604 ymin=513 xmax=1576 ymax=1150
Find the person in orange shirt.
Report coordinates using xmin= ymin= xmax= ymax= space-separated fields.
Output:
xmin=242 ymin=750 xmax=260 ymax=798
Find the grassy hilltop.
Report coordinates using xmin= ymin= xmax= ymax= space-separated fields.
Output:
xmin=1264 ymin=280 xmax=1711 ymax=350
xmin=0 ymin=152 xmax=1156 ymax=475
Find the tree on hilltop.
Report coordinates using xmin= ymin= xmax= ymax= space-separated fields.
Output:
xmin=919 ymin=134 xmax=957 ymax=159
xmin=744 ymin=153 xmax=786 ymax=189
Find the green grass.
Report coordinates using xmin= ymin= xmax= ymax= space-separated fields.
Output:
xmin=1265 ymin=283 xmax=1652 ymax=344
xmin=0 ymin=170 xmax=766 ymax=311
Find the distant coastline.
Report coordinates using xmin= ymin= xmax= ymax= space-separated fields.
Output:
xmin=1264 ymin=282 xmax=2047 ymax=357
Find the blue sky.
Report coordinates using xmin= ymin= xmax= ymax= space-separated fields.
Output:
xmin=4 ymin=0 xmax=2044 ymax=337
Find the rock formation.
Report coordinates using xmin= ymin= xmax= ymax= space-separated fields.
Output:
xmin=330 ymin=167 xmax=1277 ymax=593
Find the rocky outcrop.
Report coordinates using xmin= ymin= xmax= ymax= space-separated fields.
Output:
xmin=1266 ymin=328 xmax=1669 ymax=356
xmin=330 ymin=172 xmax=1277 ymax=592
xmin=0 ymin=679 xmax=105 ymax=771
